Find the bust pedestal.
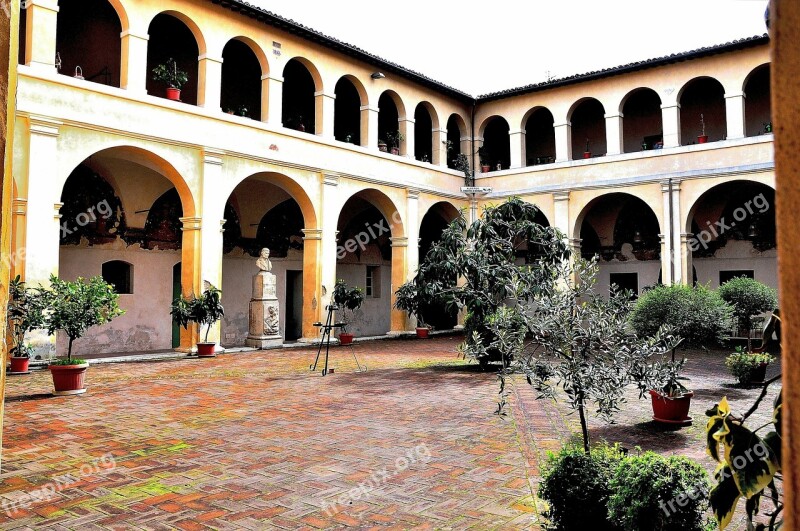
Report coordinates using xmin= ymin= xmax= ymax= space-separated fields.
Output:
xmin=246 ymin=271 xmax=283 ymax=349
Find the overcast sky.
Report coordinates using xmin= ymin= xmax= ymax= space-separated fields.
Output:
xmin=252 ymin=0 xmax=768 ymax=95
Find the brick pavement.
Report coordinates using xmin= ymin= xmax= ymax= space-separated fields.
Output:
xmin=0 ymin=337 xmax=780 ymax=530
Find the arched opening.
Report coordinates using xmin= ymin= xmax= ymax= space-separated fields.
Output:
xmin=282 ymin=59 xmax=316 ymax=133
xmin=334 ymin=77 xmax=362 ymax=145
xmin=513 ymin=206 xmax=552 ymax=264
xmin=58 ymin=149 xmax=193 ymax=356
xmin=221 ymin=174 xmax=316 ymax=344
xmin=18 ymin=4 xmax=26 ymax=65
xmin=622 ymin=88 xmax=663 ymax=153
xmin=418 ymin=202 xmax=460 ymax=329
xmin=378 ymin=91 xmax=403 ymax=154
xmin=570 ymin=98 xmax=606 ymax=160
xmin=524 ymin=107 xmax=556 ymax=166
xmin=744 ymin=65 xmax=772 ymax=137
xmin=446 ymin=114 xmax=464 ymax=169
xmin=679 ymin=77 xmax=726 ymax=145
xmin=481 ymin=116 xmax=511 ymax=171
xmin=577 ymin=193 xmax=661 ymax=295
xmin=688 ymin=181 xmax=776 ymax=290
xmin=56 ymin=0 xmax=122 ymax=87
xmin=414 ymin=103 xmax=434 ymax=162
xmin=221 ymin=39 xmax=263 ymax=119
xmin=146 ymin=13 xmax=200 ymax=104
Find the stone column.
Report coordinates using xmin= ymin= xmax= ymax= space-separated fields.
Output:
xmin=661 ymin=103 xmax=681 ymax=148
xmin=406 ymin=189 xmax=420 ymax=281
xmin=11 ymin=199 xmax=27 ymax=279
xmin=23 ymin=0 xmax=58 ymax=72
xmin=554 ymin=121 xmax=572 ymax=162
xmin=265 ymin=74 xmax=283 ymax=125
xmin=198 ymin=55 xmax=223 ymax=111
xmin=679 ymin=233 xmax=693 ymax=286
xmin=361 ymin=105 xmax=379 ymax=149
xmin=319 ymin=174 xmax=340 ymax=314
xmin=301 ymin=228 xmax=322 ymax=341
xmin=509 ymin=128 xmax=526 ymax=168
xmin=605 ymin=113 xmax=624 ymax=155
xmin=660 ymin=180 xmax=674 ymax=285
xmin=197 ymin=151 xmax=226 ymax=349
xmin=433 ymin=128 xmax=447 ymax=166
xmin=179 ymin=216 xmax=201 ymax=351
xmin=553 ymin=190 xmax=571 ymax=239
xmin=399 ymin=118 xmax=414 ymax=157
xmin=120 ymin=31 xmax=149 ymax=93
xmin=390 ymin=236 xmax=409 ymax=332
xmin=725 ymin=91 xmax=746 ymax=140
xmin=670 ymin=181 xmax=684 ymax=284
xmin=315 ymin=91 xmax=336 ymax=138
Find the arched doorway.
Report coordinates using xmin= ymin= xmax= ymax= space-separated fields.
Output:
xmin=56 ymin=0 xmax=123 ymax=87
xmin=419 ymin=202 xmax=461 ymax=329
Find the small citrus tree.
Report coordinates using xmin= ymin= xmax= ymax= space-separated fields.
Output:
xmin=718 ymin=277 xmax=778 ymax=351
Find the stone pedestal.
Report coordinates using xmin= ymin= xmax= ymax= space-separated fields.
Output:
xmin=246 ymin=271 xmax=283 ymax=349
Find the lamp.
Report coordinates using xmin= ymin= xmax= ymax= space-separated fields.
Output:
xmin=748 ymin=222 xmax=760 ymax=238
xmin=371 ymin=72 xmax=385 ymax=80
xmin=633 ymin=230 xmax=643 ymax=244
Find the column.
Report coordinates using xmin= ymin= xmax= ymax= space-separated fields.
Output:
xmin=605 ymin=113 xmax=624 ymax=155
xmin=406 ymin=189 xmax=420 ymax=280
xmin=178 ymin=217 xmax=201 ymax=351
xmin=11 ymin=199 xmax=27 ymax=279
xmin=24 ymin=0 xmax=59 ymax=72
xmin=661 ymin=103 xmax=681 ymax=148
xmin=361 ymin=105 xmax=379 ymax=149
xmin=433 ymin=128 xmax=448 ymax=166
xmin=264 ymin=74 xmax=283 ymax=125
xmin=301 ymin=228 xmax=322 ymax=341
xmin=399 ymin=118 xmax=414 ymax=156
xmin=660 ymin=180 xmax=674 ymax=285
xmin=315 ymin=91 xmax=336 ymax=138
xmin=198 ymin=55 xmax=223 ymax=111
xmin=725 ymin=92 xmax=746 ymax=140
xmin=554 ymin=122 xmax=572 ymax=162
xmin=679 ymin=233 xmax=693 ymax=286
xmin=670 ymin=181 xmax=685 ymax=284
xmin=509 ymin=129 xmax=526 ymax=168
xmin=553 ymin=191 xmax=570 ymax=239
xmin=198 ymin=150 xmax=225 ymax=299
xmin=319 ymin=174 xmax=340 ymax=316
xmin=120 ymin=31 xmax=149 ymax=93
xmin=390 ymin=236 xmax=409 ymax=332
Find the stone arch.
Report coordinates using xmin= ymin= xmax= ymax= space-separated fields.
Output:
xmin=620 ymin=87 xmax=663 ymax=153
xmin=148 ymin=9 xmax=207 ymax=55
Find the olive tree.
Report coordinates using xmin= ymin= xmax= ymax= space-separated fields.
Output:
xmin=718 ymin=277 xmax=778 ymax=351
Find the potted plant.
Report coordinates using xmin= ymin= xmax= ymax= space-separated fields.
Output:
xmin=640 ymin=342 xmax=694 ymax=425
xmin=725 ymin=346 xmax=774 ymax=385
xmin=717 ymin=277 xmax=777 ymax=351
xmin=378 ymin=139 xmax=388 ymax=152
xmin=764 ymin=121 xmax=773 ymax=134
xmin=171 ymin=286 xmax=225 ymax=357
xmin=151 ymin=58 xmax=189 ymax=101
xmin=697 ymin=113 xmax=709 ymax=144
xmin=583 ymin=138 xmax=591 ymax=159
xmin=477 ymin=145 xmax=491 ymax=172
xmin=236 ymin=105 xmax=249 ymax=118
xmin=42 ymin=275 xmax=124 ymax=395
xmin=7 ymin=275 xmax=46 ymax=374
xmin=394 ymin=280 xmax=431 ymax=338
xmin=332 ymin=279 xmax=364 ymax=345
xmin=386 ymin=130 xmax=404 ymax=155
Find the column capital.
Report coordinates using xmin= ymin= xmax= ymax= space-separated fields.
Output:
xmin=390 ymin=237 xmax=409 ymax=248
xmin=53 ymin=202 xmax=63 ymax=220
xmin=198 ymin=54 xmax=223 ymax=64
xmin=407 ymin=188 xmax=420 ymax=200
xmin=725 ymin=91 xmax=746 ymax=99
xmin=219 ymin=219 xmax=226 ymax=233
xmin=508 ymin=129 xmax=526 ymax=136
xmin=12 ymin=198 xmax=28 ymax=215
xmin=399 ymin=118 xmax=415 ymax=125
xmin=360 ymin=105 xmax=379 ymax=112
xmin=314 ymin=91 xmax=336 ymax=100
xmin=569 ymin=238 xmax=582 ymax=250
xmin=553 ymin=121 xmax=571 ymax=128
xmin=120 ymin=30 xmax=149 ymax=41
xmin=658 ymin=233 xmax=667 ymax=244
xmin=604 ymin=113 xmax=624 ymax=119
xmin=180 ymin=217 xmax=202 ymax=231
xmin=29 ymin=116 xmax=62 ymax=137
xmin=553 ymin=190 xmax=570 ymax=202
xmin=661 ymin=103 xmax=681 ymax=110
xmin=203 ymin=149 xmax=225 ymax=166
xmin=660 ymin=179 xmax=682 ymax=192
xmin=263 ymin=74 xmax=283 ymax=83
xmin=25 ymin=0 xmax=59 ymax=12
xmin=302 ymin=228 xmax=323 ymax=240
xmin=323 ymin=173 xmax=340 ymax=187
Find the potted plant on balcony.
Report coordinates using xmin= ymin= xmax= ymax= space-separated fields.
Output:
xmin=477 ymin=145 xmax=491 ymax=172
xmin=725 ymin=347 xmax=774 ymax=385
xmin=332 ymin=279 xmax=364 ymax=345
xmin=583 ymin=138 xmax=592 ymax=159
xmin=386 ymin=130 xmax=404 ymax=155
xmin=378 ymin=139 xmax=388 ymax=152
xmin=171 ymin=286 xmax=225 ymax=357
xmin=42 ymin=275 xmax=124 ymax=395
xmin=152 ymin=58 xmax=189 ymax=101
xmin=394 ymin=280 xmax=432 ymax=338
xmin=7 ymin=276 xmax=46 ymax=374
xmin=697 ymin=114 xmax=709 ymax=144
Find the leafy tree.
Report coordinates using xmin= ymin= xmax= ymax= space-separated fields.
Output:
xmin=7 ymin=275 xmax=47 ymax=357
xmin=43 ymin=275 xmax=124 ymax=362
xmin=718 ymin=277 xmax=778 ymax=351
xmin=171 ymin=286 xmax=225 ymax=343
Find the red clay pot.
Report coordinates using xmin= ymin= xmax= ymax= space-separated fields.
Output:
xmin=165 ymin=87 xmax=181 ymax=101
xmin=9 ymin=357 xmax=29 ymax=373
xmin=416 ymin=327 xmax=430 ymax=339
xmin=481 ymin=165 xmax=491 ymax=173
xmin=49 ymin=363 xmax=89 ymax=395
xmin=697 ymin=135 xmax=709 ymax=144
xmin=650 ymin=389 xmax=693 ymax=424
xmin=196 ymin=342 xmax=217 ymax=357
xmin=390 ymin=147 xmax=400 ymax=155
xmin=583 ymin=151 xmax=592 ymax=159
xmin=339 ymin=332 xmax=354 ymax=345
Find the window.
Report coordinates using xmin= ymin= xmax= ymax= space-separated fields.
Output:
xmin=720 ymin=270 xmax=754 ymax=285
xmin=366 ymin=266 xmax=381 ymax=298
xmin=102 ymin=260 xmax=133 ymax=294
xmin=609 ymin=272 xmax=638 ymax=297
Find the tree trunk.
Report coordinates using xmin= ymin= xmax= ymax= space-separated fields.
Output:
xmin=578 ymin=394 xmax=590 ymax=454
xmin=67 ymin=337 xmax=74 ymax=362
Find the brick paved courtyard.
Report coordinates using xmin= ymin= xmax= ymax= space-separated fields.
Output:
xmin=1 ymin=336 xmax=781 ymax=530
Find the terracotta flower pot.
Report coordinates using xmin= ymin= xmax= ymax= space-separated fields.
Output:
xmin=416 ymin=327 xmax=430 ymax=339
xmin=9 ymin=356 xmax=29 ymax=374
xmin=165 ymin=87 xmax=181 ymax=101
xmin=650 ymin=389 xmax=693 ymax=424
xmin=583 ymin=151 xmax=592 ymax=159
xmin=740 ymin=363 xmax=768 ymax=385
xmin=196 ymin=342 xmax=217 ymax=357
xmin=697 ymin=135 xmax=709 ymax=144
xmin=378 ymin=144 xmax=388 ymax=152
xmin=481 ymin=165 xmax=491 ymax=173
xmin=49 ymin=363 xmax=89 ymax=395
xmin=391 ymin=147 xmax=400 ymax=155
xmin=339 ymin=332 xmax=354 ymax=345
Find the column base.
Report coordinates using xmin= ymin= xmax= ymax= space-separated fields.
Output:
xmin=246 ymin=335 xmax=284 ymax=349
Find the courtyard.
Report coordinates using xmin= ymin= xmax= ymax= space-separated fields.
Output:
xmin=0 ymin=336 xmax=779 ymax=530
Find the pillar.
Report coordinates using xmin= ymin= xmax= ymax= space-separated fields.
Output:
xmin=509 ymin=129 xmax=526 ymax=168
xmin=670 ymin=181 xmax=684 ymax=284
xmin=120 ymin=31 xmax=149 ymax=93
xmin=361 ymin=105 xmax=379 ymax=149
xmin=264 ymin=74 xmax=283 ymax=125
xmin=23 ymin=0 xmax=58 ymax=72
xmin=725 ymin=91 xmax=746 ymax=140
xmin=390 ymin=236 xmax=409 ymax=332
xmin=11 ymin=199 xmax=26 ymax=279
xmin=679 ymin=233 xmax=693 ymax=287
xmin=319 ymin=174 xmax=340 ymax=317
xmin=198 ymin=55 xmax=223 ymax=111
xmin=661 ymin=103 xmax=681 ymax=148
xmin=433 ymin=128 xmax=447 ymax=166
xmin=553 ymin=191 xmax=570 ymax=239
xmin=178 ymin=216 xmax=201 ymax=351
xmin=315 ymin=91 xmax=336 ymax=138
xmin=406 ymin=189 xmax=420 ymax=280
xmin=605 ymin=113 xmax=624 ymax=155
xmin=399 ymin=118 xmax=414 ymax=157
xmin=660 ymin=180 xmax=674 ymax=285
xmin=301 ymin=228 xmax=322 ymax=341
xmin=554 ymin=121 xmax=572 ymax=162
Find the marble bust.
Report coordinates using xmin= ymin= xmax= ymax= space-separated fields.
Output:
xmin=256 ymin=248 xmax=272 ymax=272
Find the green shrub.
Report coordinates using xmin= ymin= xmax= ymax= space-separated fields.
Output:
xmin=539 ymin=444 xmax=625 ymax=531
xmin=718 ymin=277 xmax=777 ymax=350
xmin=630 ymin=284 xmax=733 ymax=348
xmin=725 ymin=347 xmax=774 ymax=383
xmin=607 ymin=452 xmax=711 ymax=531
